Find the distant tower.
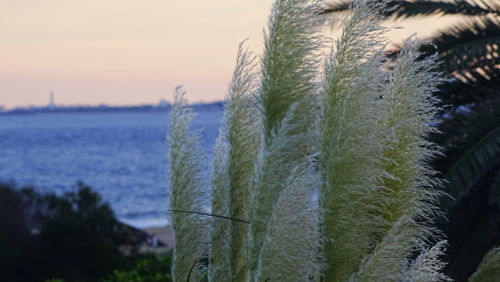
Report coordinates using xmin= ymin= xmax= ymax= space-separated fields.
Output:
xmin=158 ymin=98 xmax=169 ymax=108
xmin=49 ymin=91 xmax=56 ymax=109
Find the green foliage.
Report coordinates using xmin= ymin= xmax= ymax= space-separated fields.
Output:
xmin=468 ymin=247 xmax=500 ymax=282
xmin=430 ymin=100 xmax=500 ymax=281
xmin=434 ymin=100 xmax=500 ymax=210
xmin=38 ymin=184 xmax=129 ymax=281
xmin=431 ymin=17 xmax=500 ymax=73
xmin=0 ymin=182 xmax=147 ymax=282
xmin=0 ymin=184 xmax=35 ymax=282
xmin=106 ymin=254 xmax=172 ymax=282
xmin=321 ymin=0 xmax=500 ymax=19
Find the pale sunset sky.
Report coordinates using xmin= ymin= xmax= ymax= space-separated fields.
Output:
xmin=0 ymin=1 xmax=453 ymax=108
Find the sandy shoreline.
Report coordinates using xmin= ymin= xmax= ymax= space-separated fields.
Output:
xmin=141 ymin=225 xmax=175 ymax=251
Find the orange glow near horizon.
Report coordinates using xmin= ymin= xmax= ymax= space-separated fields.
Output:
xmin=0 ymin=1 xmax=456 ymax=108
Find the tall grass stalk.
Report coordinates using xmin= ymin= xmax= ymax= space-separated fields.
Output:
xmin=377 ymin=36 xmax=448 ymax=269
xmin=210 ymin=43 xmax=260 ymax=281
xmin=319 ymin=0 xmax=391 ymax=279
xmin=248 ymin=0 xmax=324 ymax=276
xmin=259 ymin=0 xmax=324 ymax=142
xmin=381 ymin=37 xmax=444 ymax=231
xmin=167 ymin=87 xmax=210 ymax=282
xmin=348 ymin=37 xmax=451 ymax=282
xmin=167 ymin=0 xmax=450 ymax=281
xmin=255 ymin=160 xmax=322 ymax=281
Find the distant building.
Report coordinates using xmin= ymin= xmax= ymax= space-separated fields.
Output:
xmin=158 ymin=98 xmax=169 ymax=108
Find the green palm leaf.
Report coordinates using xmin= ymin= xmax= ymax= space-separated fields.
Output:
xmin=432 ymin=99 xmax=500 ymax=209
xmin=440 ymin=70 xmax=500 ymax=108
xmin=431 ymin=17 xmax=500 ymax=73
xmin=438 ymin=154 xmax=500 ymax=281
xmin=389 ymin=16 xmax=500 ymax=108
xmin=468 ymin=247 xmax=500 ymax=282
xmin=430 ymin=100 xmax=500 ymax=281
xmin=444 ymin=203 xmax=500 ymax=281
xmin=320 ymin=0 xmax=500 ymax=18
xmin=386 ymin=17 xmax=500 ymax=80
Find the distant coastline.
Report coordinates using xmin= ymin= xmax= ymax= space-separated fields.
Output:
xmin=0 ymin=101 xmax=224 ymax=115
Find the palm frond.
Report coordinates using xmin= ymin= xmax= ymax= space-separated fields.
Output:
xmin=438 ymin=73 xmax=500 ymax=109
xmin=210 ymin=43 xmax=260 ymax=281
xmin=167 ymin=87 xmax=210 ymax=282
xmin=320 ymin=0 xmax=500 ymax=19
xmin=489 ymin=166 xmax=500 ymax=206
xmin=431 ymin=17 xmax=500 ymax=74
xmin=468 ymin=247 xmax=500 ymax=282
xmin=431 ymin=111 xmax=500 ymax=281
xmin=371 ymin=14 xmax=500 ymax=109
xmin=445 ymin=206 xmax=500 ymax=281
xmin=432 ymin=99 xmax=500 ymax=210
xmin=437 ymin=158 xmax=500 ymax=281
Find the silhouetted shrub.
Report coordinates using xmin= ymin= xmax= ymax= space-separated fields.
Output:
xmin=0 ymin=182 xmax=153 ymax=282
xmin=105 ymin=254 xmax=172 ymax=282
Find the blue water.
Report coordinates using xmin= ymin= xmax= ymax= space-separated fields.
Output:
xmin=0 ymin=110 xmax=223 ymax=227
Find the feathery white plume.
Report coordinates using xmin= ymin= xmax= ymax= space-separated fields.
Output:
xmin=210 ymin=42 xmax=260 ymax=281
xmin=167 ymin=0 xmax=451 ymax=280
xmin=248 ymin=0 xmax=325 ymax=276
xmin=255 ymin=160 xmax=322 ymax=282
xmin=167 ymin=87 xmax=210 ymax=282
xmin=406 ymin=240 xmax=451 ymax=282
xmin=319 ymin=0 xmax=391 ymax=279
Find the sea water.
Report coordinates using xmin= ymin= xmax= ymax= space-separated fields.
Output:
xmin=0 ymin=109 xmax=222 ymax=228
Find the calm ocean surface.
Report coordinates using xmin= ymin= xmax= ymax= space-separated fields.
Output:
xmin=0 ymin=110 xmax=223 ymax=227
